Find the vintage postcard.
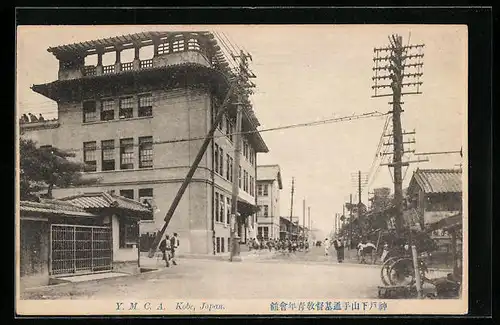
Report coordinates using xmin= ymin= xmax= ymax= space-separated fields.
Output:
xmin=16 ymin=24 xmax=468 ymax=315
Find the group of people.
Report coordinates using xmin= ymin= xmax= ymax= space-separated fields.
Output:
xmin=322 ymin=237 xmax=385 ymax=264
xmin=19 ymin=113 xmax=46 ymax=123
xmin=158 ymin=232 xmax=180 ymax=267
xmin=247 ymin=238 xmax=310 ymax=253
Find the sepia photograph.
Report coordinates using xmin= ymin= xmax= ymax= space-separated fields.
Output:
xmin=16 ymin=24 xmax=468 ymax=315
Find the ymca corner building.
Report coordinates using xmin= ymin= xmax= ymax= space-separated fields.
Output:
xmin=20 ymin=31 xmax=270 ymax=255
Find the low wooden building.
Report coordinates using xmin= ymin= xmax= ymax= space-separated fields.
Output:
xmin=19 ymin=192 xmax=152 ymax=289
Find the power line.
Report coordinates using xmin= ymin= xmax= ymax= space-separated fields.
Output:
xmin=367 ymin=132 xmax=392 ymax=191
xmin=23 ymin=111 xmax=387 ymax=153
xmin=212 ymin=31 xmax=240 ymax=71
xmin=221 ymin=31 xmax=241 ymax=55
xmin=366 ymin=115 xmax=391 ymax=184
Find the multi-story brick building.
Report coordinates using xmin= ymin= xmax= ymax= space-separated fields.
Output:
xmin=20 ymin=31 xmax=269 ymax=255
xmin=256 ymin=165 xmax=282 ymax=240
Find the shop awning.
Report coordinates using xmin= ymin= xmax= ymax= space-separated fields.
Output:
xmin=237 ymin=199 xmax=258 ymax=217
xmin=426 ymin=213 xmax=462 ymax=232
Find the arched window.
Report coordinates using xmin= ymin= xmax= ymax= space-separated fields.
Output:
xmin=187 ymin=38 xmax=200 ymax=51
xmin=172 ymin=39 xmax=185 ymax=53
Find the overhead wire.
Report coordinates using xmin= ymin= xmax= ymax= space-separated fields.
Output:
xmin=367 ymin=122 xmax=393 ymax=191
xmin=23 ymin=111 xmax=388 ymax=154
xmin=366 ymin=115 xmax=391 ymax=185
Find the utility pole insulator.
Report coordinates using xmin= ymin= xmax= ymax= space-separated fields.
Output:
xmin=372 ymin=33 xmax=425 ymax=238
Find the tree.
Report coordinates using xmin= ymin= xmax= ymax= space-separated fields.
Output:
xmin=19 ymin=138 xmax=100 ymax=200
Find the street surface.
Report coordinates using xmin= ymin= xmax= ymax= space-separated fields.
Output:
xmin=21 ymin=246 xmax=448 ymax=300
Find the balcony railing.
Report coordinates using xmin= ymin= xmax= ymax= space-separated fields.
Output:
xmin=83 ymin=65 xmax=96 ymax=76
xmin=121 ymin=62 xmax=134 ymax=71
xmin=103 ymin=65 xmax=115 ymax=74
xmin=140 ymin=59 xmax=153 ymax=69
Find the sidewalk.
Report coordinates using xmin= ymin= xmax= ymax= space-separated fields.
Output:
xmin=139 ymin=249 xmax=275 ymax=267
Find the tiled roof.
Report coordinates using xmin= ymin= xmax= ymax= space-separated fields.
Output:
xmin=412 ymin=169 xmax=462 ymax=194
xmin=20 ymin=199 xmax=97 ymax=217
xmin=59 ymin=192 xmax=152 ymax=214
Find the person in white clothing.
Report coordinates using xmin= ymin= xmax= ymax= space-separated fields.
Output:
xmin=323 ymin=238 xmax=330 ymax=256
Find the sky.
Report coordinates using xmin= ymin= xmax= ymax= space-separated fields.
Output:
xmin=16 ymin=25 xmax=467 ymax=239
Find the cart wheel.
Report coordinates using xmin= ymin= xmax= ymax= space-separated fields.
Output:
xmin=388 ymin=258 xmax=415 ymax=286
xmin=380 ymin=256 xmax=399 ymax=286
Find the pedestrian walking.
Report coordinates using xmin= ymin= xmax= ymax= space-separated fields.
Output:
xmin=323 ymin=238 xmax=330 ymax=256
xmin=333 ymin=237 xmax=345 ymax=263
xmin=170 ymin=232 xmax=179 ymax=265
xmin=159 ymin=235 xmax=171 ymax=267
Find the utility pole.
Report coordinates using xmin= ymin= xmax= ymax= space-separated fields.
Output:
xmin=349 ymin=194 xmax=353 ymax=248
xmin=335 ymin=213 xmax=338 ymax=236
xmin=229 ymin=49 xmax=256 ymax=262
xmin=302 ymin=199 xmax=306 ymax=243
xmin=147 ymin=81 xmax=237 ymax=258
xmin=372 ymin=34 xmax=425 ymax=237
xmin=308 ymin=206 xmax=311 ymax=240
xmin=289 ymin=177 xmax=295 ymax=239
xmin=342 ymin=203 xmax=346 ymax=236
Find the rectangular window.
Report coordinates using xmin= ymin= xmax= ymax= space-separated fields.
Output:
xmin=100 ymin=99 xmax=115 ymax=121
xmin=263 ymin=184 xmax=269 ymax=196
xmin=228 ymin=120 xmax=234 ymax=142
xmin=219 ymin=148 xmax=224 ymax=176
xmin=243 ymin=170 xmax=248 ymax=192
xmin=226 ymin=154 xmax=231 ymax=180
xmin=250 ymin=176 xmax=254 ymax=196
xmin=138 ymin=188 xmax=153 ymax=207
xmin=139 ymin=136 xmax=153 ymax=168
xmin=225 ymin=117 xmax=231 ymax=140
xmin=101 ymin=140 xmax=115 ymax=171
xmin=263 ymin=227 xmax=269 ymax=240
xmin=221 ymin=235 xmax=225 ymax=253
xmin=229 ymin=157 xmax=234 ymax=182
xmin=216 ymin=237 xmax=221 ymax=253
xmin=249 ymin=148 xmax=254 ymax=165
xmin=263 ymin=205 xmax=269 ymax=217
xmin=257 ymin=184 xmax=263 ymax=196
xmin=172 ymin=39 xmax=185 ymax=52
xmin=219 ymin=193 xmax=225 ymax=224
xmin=214 ymin=144 xmax=219 ymax=174
xmin=120 ymin=138 xmax=134 ymax=170
xmin=157 ymin=42 xmax=170 ymax=55
xmin=243 ymin=142 xmax=249 ymax=159
xmin=119 ymin=97 xmax=134 ymax=119
xmin=83 ymin=141 xmax=97 ymax=172
xmin=226 ymin=197 xmax=231 ymax=225
xmin=138 ymin=94 xmax=153 ymax=117
xmin=187 ymin=38 xmax=200 ymax=51
xmin=214 ymin=192 xmax=220 ymax=222
xmin=83 ymin=101 xmax=97 ymax=123
xmin=120 ymin=189 xmax=134 ymax=200
xmin=238 ymin=166 xmax=242 ymax=188
xmin=220 ymin=116 xmax=226 ymax=135
xmin=119 ymin=219 xmax=138 ymax=248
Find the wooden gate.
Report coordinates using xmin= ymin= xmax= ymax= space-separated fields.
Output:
xmin=50 ymin=224 xmax=113 ymax=276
